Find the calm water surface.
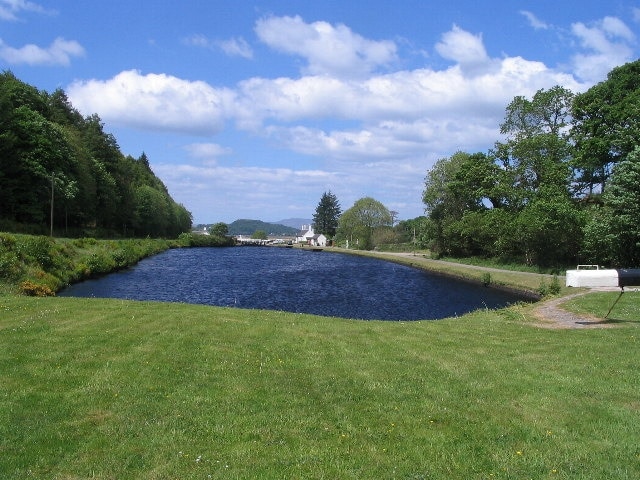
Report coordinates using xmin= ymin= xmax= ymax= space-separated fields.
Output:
xmin=59 ymin=247 xmax=528 ymax=320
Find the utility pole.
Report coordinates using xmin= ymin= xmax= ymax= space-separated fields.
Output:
xmin=50 ymin=173 xmax=54 ymax=237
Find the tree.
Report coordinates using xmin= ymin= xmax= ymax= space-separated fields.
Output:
xmin=251 ymin=230 xmax=268 ymax=240
xmin=493 ymin=86 xmax=574 ymax=204
xmin=572 ymin=60 xmax=640 ymax=195
xmin=422 ymin=151 xmax=505 ymax=255
xmin=581 ymin=147 xmax=640 ymax=267
xmin=210 ymin=222 xmax=229 ymax=237
xmin=336 ymin=197 xmax=392 ymax=250
xmin=312 ymin=191 xmax=341 ymax=237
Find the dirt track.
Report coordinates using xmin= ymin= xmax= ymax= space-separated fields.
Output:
xmin=532 ymin=290 xmax=617 ymax=329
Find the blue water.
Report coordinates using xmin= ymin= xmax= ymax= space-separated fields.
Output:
xmin=59 ymin=247 xmax=528 ymax=320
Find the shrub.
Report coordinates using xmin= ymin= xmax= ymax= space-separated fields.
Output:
xmin=16 ymin=236 xmax=54 ymax=269
xmin=538 ymin=275 xmax=561 ymax=297
xmin=86 ymin=253 xmax=116 ymax=275
xmin=19 ymin=280 xmax=54 ymax=297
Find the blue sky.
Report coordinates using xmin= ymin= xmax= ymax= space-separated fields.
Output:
xmin=2 ymin=1 xmax=639 ymax=224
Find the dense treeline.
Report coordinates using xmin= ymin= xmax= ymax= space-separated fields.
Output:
xmin=0 ymin=71 xmax=192 ymax=237
xmin=421 ymin=60 xmax=640 ymax=268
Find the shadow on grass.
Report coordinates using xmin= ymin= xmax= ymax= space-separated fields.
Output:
xmin=576 ymin=317 xmax=640 ymax=325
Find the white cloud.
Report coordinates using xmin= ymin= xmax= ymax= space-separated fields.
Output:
xmin=217 ymin=37 xmax=253 ymax=59
xmin=183 ymin=34 xmax=253 ymax=58
xmin=68 ymin=23 xmax=585 ymax=165
xmin=0 ymin=0 xmax=51 ymax=21
xmin=182 ymin=33 xmax=211 ymax=48
xmin=67 ymin=70 xmax=234 ymax=135
xmin=64 ymin=20 xmax=623 ymax=222
xmin=0 ymin=36 xmax=83 ymax=65
xmin=154 ymin=162 xmax=342 ymax=222
xmin=571 ymin=16 xmax=636 ymax=82
xmin=255 ymin=15 xmax=397 ymax=78
xmin=520 ymin=10 xmax=549 ymax=30
xmin=435 ymin=24 xmax=489 ymax=68
xmin=184 ymin=143 xmax=232 ymax=166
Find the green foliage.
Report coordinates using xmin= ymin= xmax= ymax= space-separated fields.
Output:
xmin=419 ymin=75 xmax=639 ymax=268
xmin=537 ymin=275 xmax=561 ymax=297
xmin=336 ymin=197 xmax=392 ymax=250
xmin=209 ymin=222 xmax=229 ymax=237
xmin=0 ymin=72 xmax=192 ymax=237
xmin=251 ymin=230 xmax=268 ymax=240
xmin=572 ymin=59 xmax=640 ymax=194
xmin=227 ymin=219 xmax=297 ymax=236
xmin=313 ymin=191 xmax=341 ymax=237
xmin=177 ymin=232 xmax=235 ymax=247
xmin=15 ymin=235 xmax=54 ymax=269
xmin=0 ymin=233 xmax=174 ymax=294
xmin=581 ymin=148 xmax=640 ymax=266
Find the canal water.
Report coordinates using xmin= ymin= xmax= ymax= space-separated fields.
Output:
xmin=59 ymin=247 xmax=528 ymax=320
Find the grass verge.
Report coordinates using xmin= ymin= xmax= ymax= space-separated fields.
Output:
xmin=0 ymin=294 xmax=638 ymax=479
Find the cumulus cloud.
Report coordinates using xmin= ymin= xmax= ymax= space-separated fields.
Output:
xmin=67 ymin=22 xmax=585 ymax=163
xmin=0 ymin=36 xmax=84 ymax=65
xmin=571 ymin=16 xmax=636 ymax=82
xmin=67 ymin=70 xmax=234 ymax=134
xmin=255 ymin=15 xmax=397 ymax=77
xmin=435 ymin=25 xmax=489 ymax=67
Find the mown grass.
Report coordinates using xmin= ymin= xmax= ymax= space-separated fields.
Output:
xmin=1 ymin=292 xmax=639 ymax=479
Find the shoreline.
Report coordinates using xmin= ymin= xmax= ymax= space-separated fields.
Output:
xmin=318 ymin=247 xmax=547 ymax=301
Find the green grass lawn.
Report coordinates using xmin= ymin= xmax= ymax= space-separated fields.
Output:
xmin=1 ymin=293 xmax=638 ymax=479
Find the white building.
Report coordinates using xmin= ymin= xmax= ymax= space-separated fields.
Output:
xmin=295 ymin=225 xmax=327 ymax=246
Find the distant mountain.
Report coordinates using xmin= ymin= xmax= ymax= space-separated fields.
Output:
xmin=228 ymin=219 xmax=298 ymax=236
xmin=275 ymin=218 xmax=313 ymax=229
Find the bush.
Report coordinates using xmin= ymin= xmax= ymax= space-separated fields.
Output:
xmin=0 ymin=251 xmax=24 ymax=280
xmin=86 ymin=253 xmax=116 ymax=275
xmin=538 ymin=275 xmax=561 ymax=297
xmin=16 ymin=236 xmax=54 ymax=269
xmin=19 ymin=280 xmax=54 ymax=297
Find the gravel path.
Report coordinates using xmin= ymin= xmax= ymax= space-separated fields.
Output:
xmin=532 ymin=288 xmax=620 ymax=329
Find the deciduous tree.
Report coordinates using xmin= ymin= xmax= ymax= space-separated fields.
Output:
xmin=336 ymin=197 xmax=392 ymax=250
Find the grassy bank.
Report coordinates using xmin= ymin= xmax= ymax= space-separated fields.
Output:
xmin=330 ymin=248 xmax=561 ymax=296
xmin=1 ymin=236 xmax=639 ymax=478
xmin=0 ymin=294 xmax=638 ymax=479
xmin=0 ymin=232 xmax=233 ymax=296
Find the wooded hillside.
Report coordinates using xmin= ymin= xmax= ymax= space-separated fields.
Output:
xmin=0 ymin=71 xmax=192 ymax=238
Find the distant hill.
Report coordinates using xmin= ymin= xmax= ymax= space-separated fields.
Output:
xmin=228 ymin=219 xmax=298 ymax=236
xmin=275 ymin=218 xmax=313 ymax=229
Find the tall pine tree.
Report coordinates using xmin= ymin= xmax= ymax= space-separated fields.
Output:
xmin=312 ymin=191 xmax=341 ymax=237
